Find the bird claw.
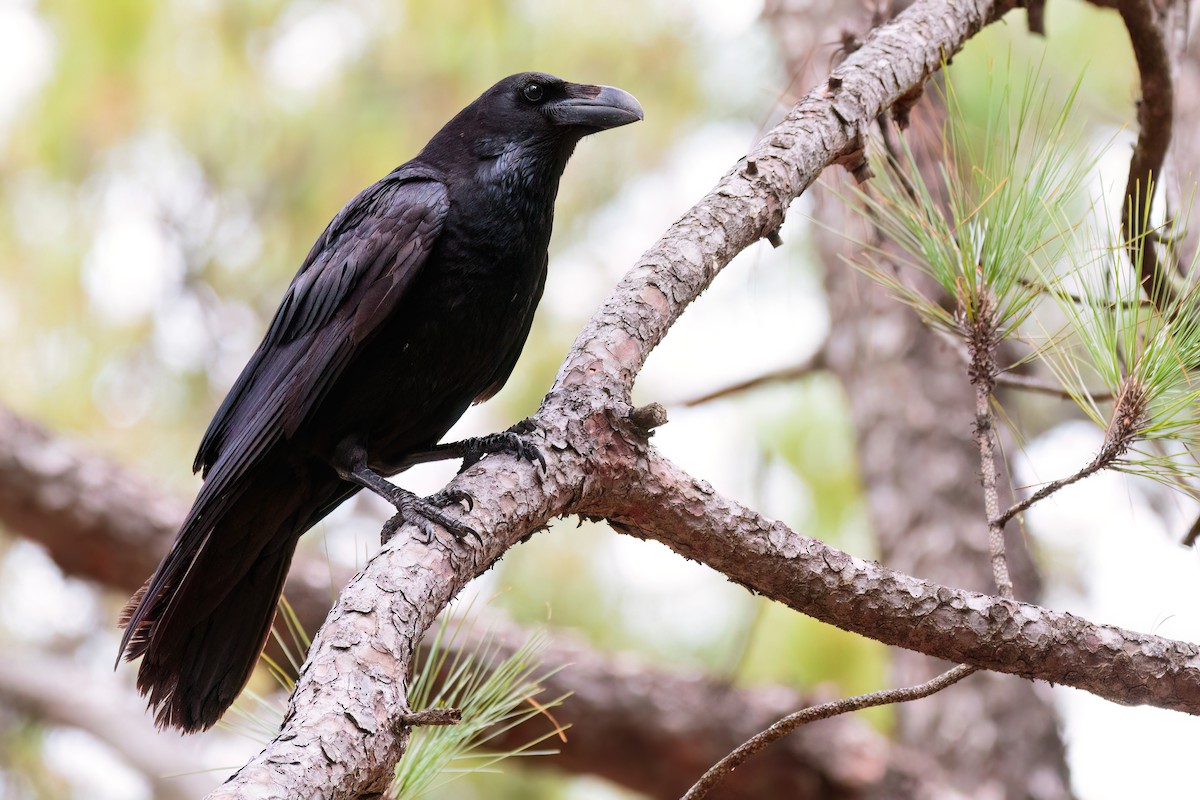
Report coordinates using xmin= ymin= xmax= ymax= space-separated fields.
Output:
xmin=457 ymin=431 xmax=546 ymax=474
xmin=429 ymin=488 xmax=474 ymax=512
xmin=381 ymin=512 xmax=410 ymax=545
xmin=380 ymin=493 xmax=479 ymax=546
xmin=514 ymin=438 xmax=547 ymax=473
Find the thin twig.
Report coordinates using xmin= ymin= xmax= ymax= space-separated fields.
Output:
xmin=994 ymin=370 xmax=1115 ymax=401
xmin=679 ymin=351 xmax=826 ymax=407
xmin=966 ymin=308 xmax=1015 ymax=599
xmin=681 ymin=665 xmax=977 ymax=800
xmin=996 ymin=445 xmax=1117 ymax=529
xmin=975 ymin=378 xmax=1015 ymax=599
xmin=945 ymin=332 xmax=1115 ymax=402
xmin=997 ymin=380 xmax=1145 ymax=528
xmin=1017 ymin=277 xmax=1155 ymax=311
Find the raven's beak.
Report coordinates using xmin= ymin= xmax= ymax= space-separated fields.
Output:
xmin=549 ymin=84 xmax=644 ymax=130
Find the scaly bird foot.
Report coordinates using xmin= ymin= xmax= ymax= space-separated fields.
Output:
xmin=458 ymin=430 xmax=546 ymax=474
xmin=379 ymin=490 xmax=479 ymax=545
xmin=428 ymin=488 xmax=474 ymax=512
xmin=338 ymin=458 xmax=480 ymax=545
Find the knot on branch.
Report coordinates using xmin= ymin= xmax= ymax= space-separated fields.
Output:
xmin=628 ymin=403 xmax=669 ymax=437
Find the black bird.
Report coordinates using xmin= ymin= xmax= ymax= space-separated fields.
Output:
xmin=118 ymin=72 xmax=642 ymax=732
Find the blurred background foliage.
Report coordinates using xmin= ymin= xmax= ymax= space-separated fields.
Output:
xmin=0 ymin=0 xmax=1161 ymax=797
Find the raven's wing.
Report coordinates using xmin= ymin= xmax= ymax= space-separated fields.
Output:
xmin=119 ymin=167 xmax=449 ymax=660
xmin=194 ymin=165 xmax=449 ymax=477
xmin=120 ymin=169 xmax=446 ymax=657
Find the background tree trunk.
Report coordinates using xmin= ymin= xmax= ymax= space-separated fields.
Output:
xmin=766 ymin=2 xmax=1073 ymax=797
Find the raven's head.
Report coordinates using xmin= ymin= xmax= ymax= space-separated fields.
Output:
xmin=422 ymin=72 xmax=643 ymax=170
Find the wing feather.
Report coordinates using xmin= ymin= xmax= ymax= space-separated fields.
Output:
xmin=193 ymin=166 xmax=448 ymax=476
xmin=123 ymin=168 xmax=449 ymax=655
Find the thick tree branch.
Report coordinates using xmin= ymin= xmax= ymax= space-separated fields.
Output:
xmin=0 ymin=653 xmax=214 ymax=800
xmin=0 ymin=407 xmax=919 ymax=798
xmin=0 ymin=408 xmax=186 ymax=588
xmin=200 ymin=2 xmax=1200 ymax=797
xmin=606 ymin=449 xmax=1200 ymax=711
xmin=0 ymin=406 xmax=343 ymax=659
xmin=1090 ymin=0 xmax=1180 ymax=308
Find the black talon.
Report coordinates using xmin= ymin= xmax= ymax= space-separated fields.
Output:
xmin=395 ymin=425 xmax=546 ymax=475
xmin=381 ymin=513 xmax=405 ymax=545
xmin=455 ymin=431 xmax=545 ymax=474
xmin=430 ymin=488 xmax=474 ymax=512
xmin=335 ymin=448 xmax=478 ymax=544
xmin=519 ymin=439 xmax=547 ymax=473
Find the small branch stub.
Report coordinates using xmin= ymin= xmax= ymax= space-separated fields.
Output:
xmin=1026 ymin=0 xmax=1046 ymax=34
xmin=629 ymin=403 xmax=669 ymax=436
xmin=397 ymin=707 xmax=462 ymax=728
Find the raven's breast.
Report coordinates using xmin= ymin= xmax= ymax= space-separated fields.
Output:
xmin=305 ymin=204 xmax=552 ymax=471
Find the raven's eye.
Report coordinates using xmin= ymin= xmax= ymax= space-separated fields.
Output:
xmin=522 ymin=83 xmax=544 ymax=103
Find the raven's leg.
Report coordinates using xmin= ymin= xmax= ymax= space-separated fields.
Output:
xmin=332 ymin=446 xmax=478 ymax=544
xmin=397 ymin=425 xmax=546 ymax=474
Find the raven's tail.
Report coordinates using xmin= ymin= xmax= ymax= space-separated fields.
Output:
xmin=119 ymin=470 xmax=348 ymax=732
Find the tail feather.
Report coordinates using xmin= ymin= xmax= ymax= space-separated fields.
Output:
xmin=118 ymin=468 xmax=339 ymax=732
xmin=139 ymin=541 xmax=295 ymax=730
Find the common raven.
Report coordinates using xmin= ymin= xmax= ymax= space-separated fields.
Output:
xmin=118 ymin=72 xmax=642 ymax=732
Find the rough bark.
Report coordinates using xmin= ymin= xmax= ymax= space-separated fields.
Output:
xmin=765 ymin=3 xmax=1073 ymax=796
xmin=7 ymin=1 xmax=1198 ymax=798
xmin=0 ymin=408 xmax=923 ymax=798
xmin=196 ymin=2 xmax=1200 ymax=797
xmin=603 ymin=450 xmax=1200 ymax=713
xmin=0 ymin=654 xmax=214 ymax=800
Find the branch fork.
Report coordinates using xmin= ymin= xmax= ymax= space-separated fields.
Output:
xmin=205 ymin=2 xmax=1200 ymax=797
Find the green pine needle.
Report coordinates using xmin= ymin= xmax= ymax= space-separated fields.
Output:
xmin=1037 ymin=216 xmax=1200 ymax=490
xmin=390 ymin=613 xmax=569 ymax=799
xmin=224 ymin=599 xmax=570 ymax=797
xmin=838 ymin=60 xmax=1097 ymax=344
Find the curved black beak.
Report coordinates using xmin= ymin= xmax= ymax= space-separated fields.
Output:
xmin=548 ymin=84 xmax=644 ymax=131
